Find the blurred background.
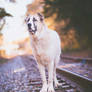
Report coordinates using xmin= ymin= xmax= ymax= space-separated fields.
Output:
xmin=0 ymin=1 xmax=92 ymax=91
xmin=0 ymin=0 xmax=92 ymax=58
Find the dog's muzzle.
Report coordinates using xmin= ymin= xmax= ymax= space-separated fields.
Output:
xmin=27 ymin=23 xmax=37 ymax=35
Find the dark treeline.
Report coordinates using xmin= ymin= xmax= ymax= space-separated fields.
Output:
xmin=43 ymin=0 xmax=92 ymax=49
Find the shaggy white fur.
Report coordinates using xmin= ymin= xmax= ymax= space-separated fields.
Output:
xmin=26 ymin=13 xmax=61 ymax=92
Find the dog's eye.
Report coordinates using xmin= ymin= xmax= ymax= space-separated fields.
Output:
xmin=33 ymin=18 xmax=37 ymax=22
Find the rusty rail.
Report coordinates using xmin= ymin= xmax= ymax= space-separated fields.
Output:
xmin=57 ymin=67 xmax=92 ymax=92
xmin=61 ymin=55 xmax=92 ymax=61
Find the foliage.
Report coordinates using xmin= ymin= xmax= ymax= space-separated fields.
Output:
xmin=0 ymin=8 xmax=12 ymax=19
xmin=0 ymin=8 xmax=12 ymax=33
xmin=43 ymin=0 xmax=92 ymax=48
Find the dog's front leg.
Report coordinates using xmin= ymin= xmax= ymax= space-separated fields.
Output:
xmin=48 ymin=61 xmax=55 ymax=92
xmin=38 ymin=63 xmax=47 ymax=92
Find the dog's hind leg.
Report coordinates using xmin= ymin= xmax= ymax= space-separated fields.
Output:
xmin=37 ymin=63 xmax=47 ymax=92
xmin=53 ymin=56 xmax=60 ymax=87
xmin=48 ymin=61 xmax=55 ymax=92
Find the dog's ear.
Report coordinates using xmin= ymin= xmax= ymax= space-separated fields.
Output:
xmin=37 ymin=13 xmax=44 ymax=21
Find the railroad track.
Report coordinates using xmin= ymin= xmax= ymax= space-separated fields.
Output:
xmin=0 ymin=55 xmax=92 ymax=92
xmin=25 ymin=56 xmax=92 ymax=92
xmin=27 ymin=68 xmax=92 ymax=92
xmin=61 ymin=55 xmax=92 ymax=62
xmin=57 ymin=67 xmax=92 ymax=92
xmin=27 ymin=75 xmax=80 ymax=92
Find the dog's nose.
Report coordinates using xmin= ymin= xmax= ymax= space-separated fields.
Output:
xmin=28 ymin=23 xmax=31 ymax=29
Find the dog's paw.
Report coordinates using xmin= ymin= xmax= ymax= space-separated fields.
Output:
xmin=54 ymin=80 xmax=60 ymax=87
xmin=40 ymin=88 xmax=47 ymax=92
xmin=48 ymin=86 xmax=55 ymax=92
xmin=40 ymin=89 xmax=47 ymax=92
xmin=40 ymin=84 xmax=47 ymax=92
xmin=54 ymin=78 xmax=62 ymax=87
xmin=55 ymin=82 xmax=62 ymax=88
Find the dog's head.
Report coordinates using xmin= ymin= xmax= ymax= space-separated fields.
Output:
xmin=25 ymin=13 xmax=44 ymax=35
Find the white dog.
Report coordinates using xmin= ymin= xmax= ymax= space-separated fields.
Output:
xmin=25 ymin=13 xmax=61 ymax=92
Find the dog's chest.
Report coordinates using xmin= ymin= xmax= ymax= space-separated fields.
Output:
xmin=31 ymin=38 xmax=51 ymax=65
xmin=31 ymin=38 xmax=49 ymax=58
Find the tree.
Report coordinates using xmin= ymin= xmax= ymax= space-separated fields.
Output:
xmin=0 ymin=8 xmax=11 ymax=19
xmin=43 ymin=0 xmax=92 ymax=48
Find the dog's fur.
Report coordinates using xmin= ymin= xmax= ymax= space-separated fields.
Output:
xmin=25 ymin=13 xmax=61 ymax=92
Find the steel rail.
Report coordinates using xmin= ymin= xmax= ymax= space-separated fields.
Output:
xmin=57 ymin=67 xmax=92 ymax=92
